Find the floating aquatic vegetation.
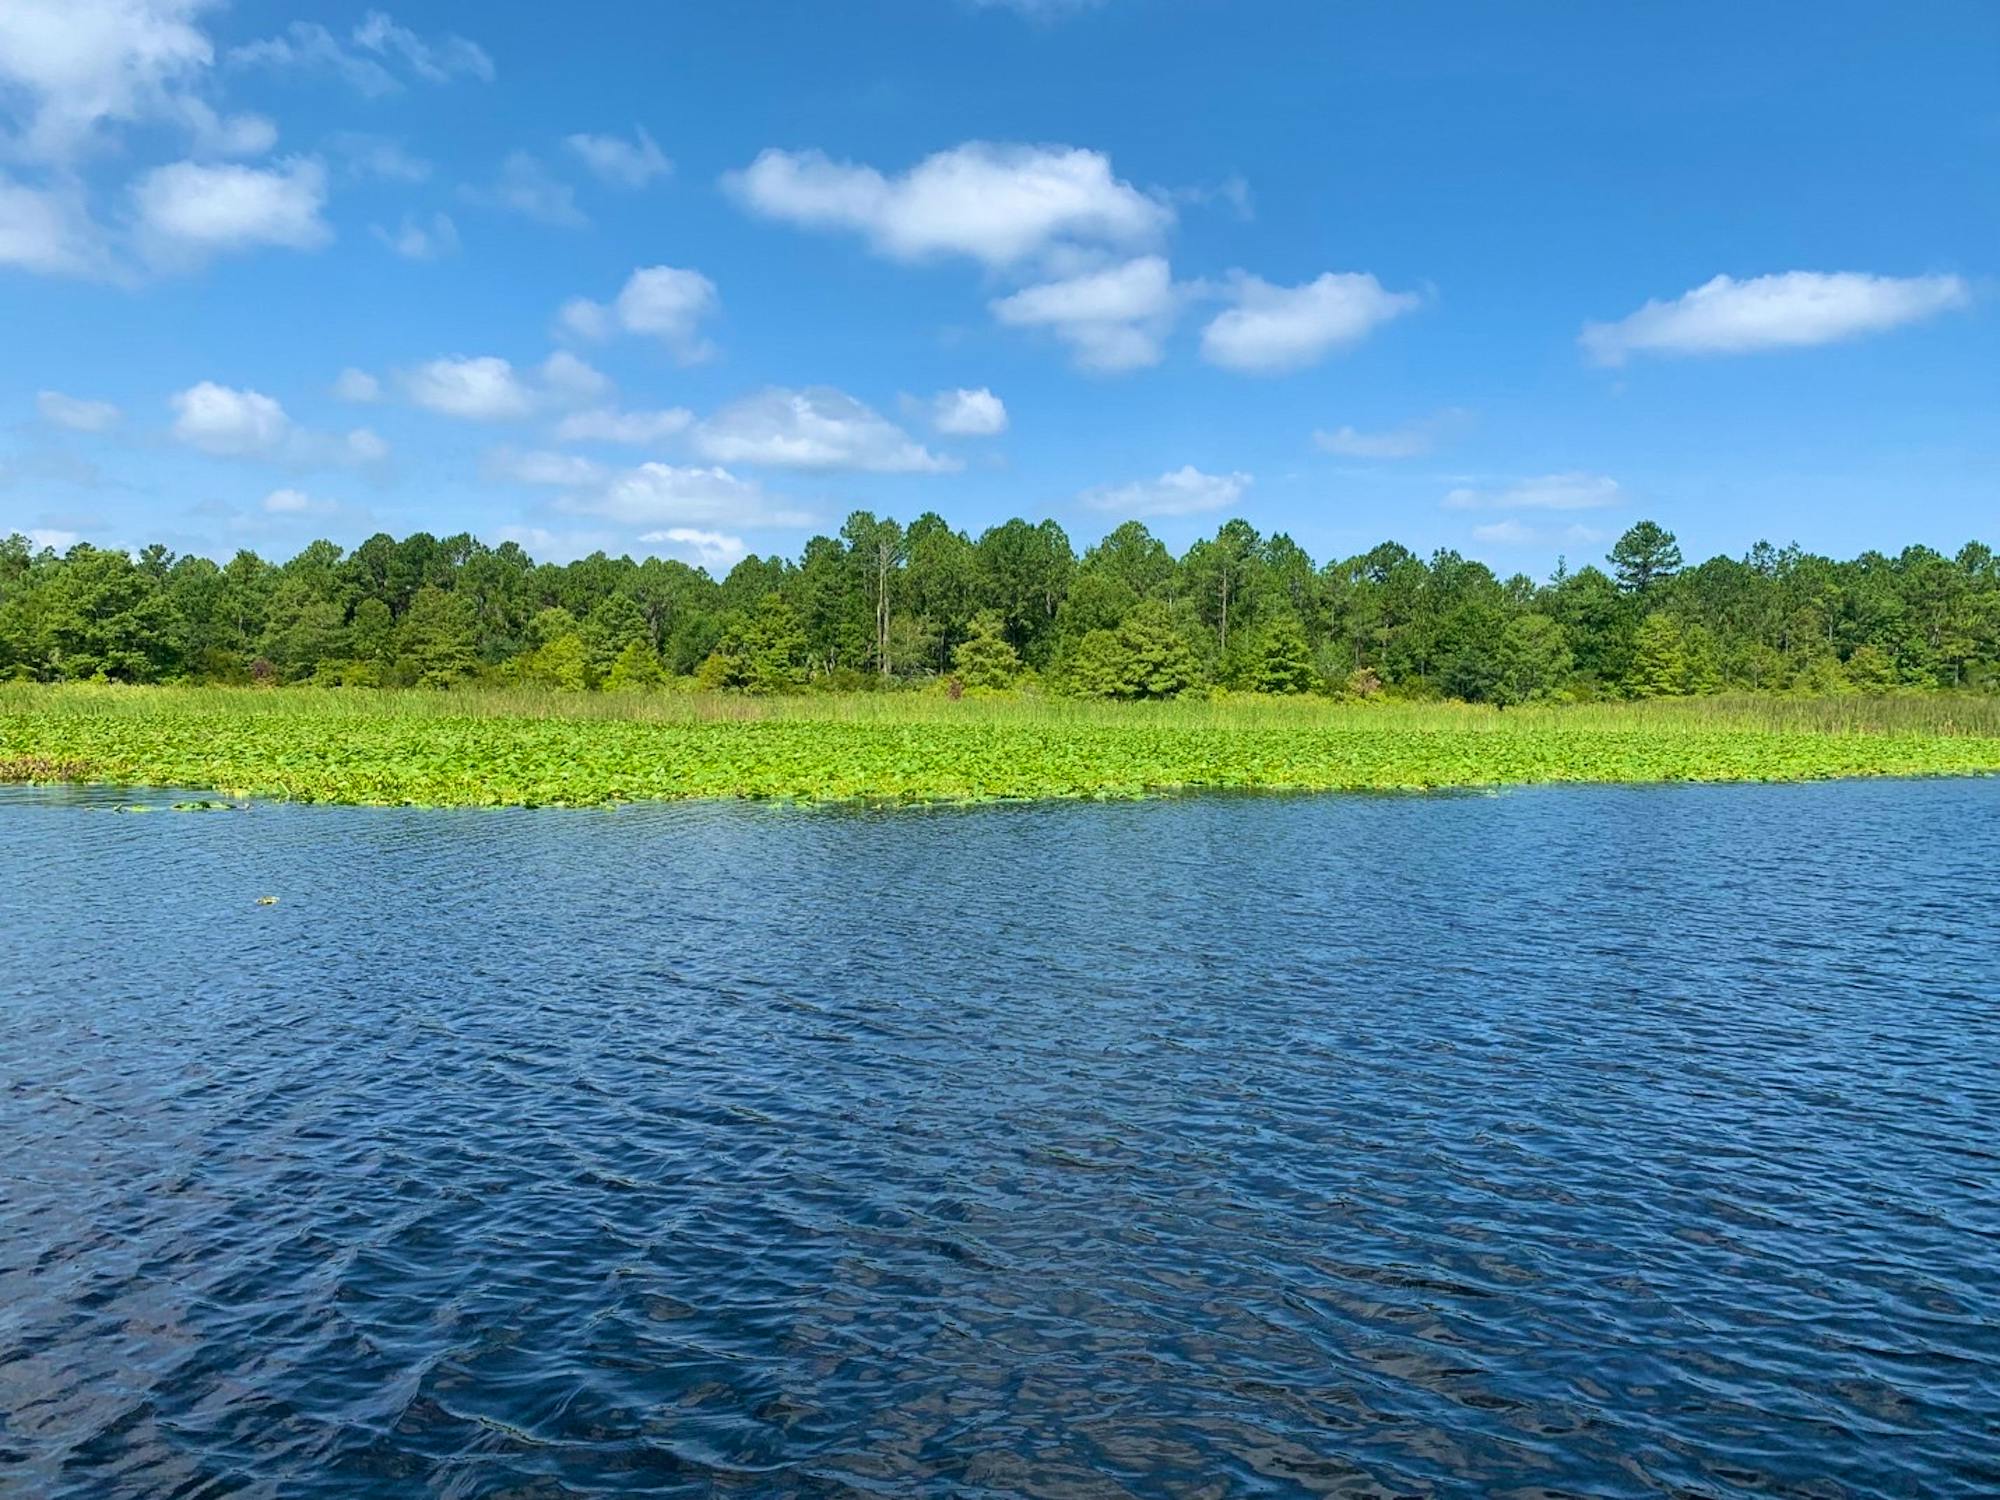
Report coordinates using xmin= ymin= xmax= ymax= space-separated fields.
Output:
xmin=3 ymin=685 xmax=1998 ymax=809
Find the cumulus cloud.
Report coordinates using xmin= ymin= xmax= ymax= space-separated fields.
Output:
xmin=1201 ymin=271 xmax=1421 ymax=374
xmin=402 ymin=356 xmax=537 ymax=421
xmin=1472 ymin=519 xmax=1532 ymax=544
xmin=463 ymin=152 xmax=586 ymax=228
xmin=1081 ymin=465 xmax=1251 ymax=518
xmin=229 ymin=11 xmax=491 ymax=97
xmin=401 ymin=354 xmax=611 ymax=422
xmin=566 ymin=127 xmax=671 ymax=188
xmin=554 ymin=406 xmax=695 ymax=444
xmin=37 ymin=391 xmax=121 ymax=431
xmin=640 ymin=526 xmax=748 ymax=571
xmin=537 ymin=351 xmax=612 ymax=405
xmin=693 ymin=387 xmax=955 ymax=473
xmin=990 ymin=255 xmax=1179 ymax=372
xmin=167 ymin=380 xmax=389 ymax=469
xmin=1580 ymin=271 xmax=1971 ymax=365
xmin=559 ymin=265 xmax=721 ymax=363
xmin=170 ymin=381 xmax=290 ymax=455
xmin=1443 ymin=473 xmax=1623 ymax=511
xmin=372 ymin=211 xmax=458 ymax=260
xmin=331 ymin=368 xmax=380 ymax=403
xmin=132 ymin=157 xmax=331 ymax=259
xmin=1314 ymin=408 xmax=1469 ymax=459
xmin=724 ymin=141 xmax=1169 ymax=268
xmin=555 ymin=462 xmax=813 ymax=529
xmin=929 ymin=387 xmax=1008 ymax=436
xmin=0 ymin=0 xmax=226 ymax=163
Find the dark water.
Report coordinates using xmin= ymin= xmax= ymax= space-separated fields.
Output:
xmin=2 ymin=781 xmax=1996 ymax=1499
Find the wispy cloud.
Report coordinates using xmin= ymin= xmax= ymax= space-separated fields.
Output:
xmin=1081 ymin=465 xmax=1251 ymax=517
xmin=1314 ymin=408 xmax=1470 ymax=459
xmin=1443 ymin=473 xmax=1623 ymax=511
xmin=1581 ymin=271 xmax=1970 ymax=365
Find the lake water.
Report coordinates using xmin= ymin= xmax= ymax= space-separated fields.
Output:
xmin=2 ymin=780 xmax=1996 ymax=1498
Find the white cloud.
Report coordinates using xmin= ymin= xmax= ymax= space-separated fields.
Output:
xmin=1201 ymin=271 xmax=1421 ymax=374
xmin=559 ymin=265 xmax=720 ymax=363
xmin=486 ymin=448 xmax=609 ymax=487
xmin=262 ymin=486 xmax=335 ymax=515
xmin=724 ymin=141 xmax=1170 ymax=268
xmin=614 ymin=266 xmax=719 ymax=354
xmin=0 ymin=0 xmax=217 ymax=162
xmin=229 ymin=11 xmax=491 ymax=97
xmin=330 ymin=133 xmax=431 ymax=182
xmin=353 ymin=10 xmax=493 ymax=83
xmin=230 ymin=23 xmax=393 ymax=96
xmin=538 ymin=351 xmax=612 ymax=405
xmin=372 ymin=211 xmax=458 ymax=260
xmin=566 ymin=127 xmax=671 ymax=188
xmin=929 ymin=387 xmax=1008 ymax=436
xmin=1444 ymin=473 xmax=1623 ymax=511
xmin=640 ymin=526 xmax=747 ymax=572
xmin=402 ymin=353 xmax=614 ymax=422
xmin=1472 ymin=519 xmax=1532 ymax=544
xmin=403 ymin=356 xmax=536 ymax=421
xmin=554 ymin=406 xmax=694 ymax=444
xmin=1314 ymin=408 xmax=1469 ymax=459
xmin=1580 ymin=271 xmax=1971 ymax=365
xmin=493 ymin=525 xmax=620 ymax=562
xmin=555 ymin=298 xmax=611 ymax=341
xmin=132 ymin=157 xmax=330 ymax=258
xmin=170 ymin=381 xmax=290 ymax=455
xmin=26 ymin=528 xmax=82 ymax=551
xmin=463 ymin=152 xmax=586 ymax=228
xmin=556 ymin=462 xmax=812 ymax=529
xmin=693 ymin=387 xmax=956 ymax=473
xmin=177 ymin=99 xmax=275 ymax=157
xmin=332 ymin=368 xmax=381 ymax=403
xmin=167 ymin=380 xmax=388 ymax=468
xmin=990 ymin=255 xmax=1178 ymax=371
xmin=0 ymin=176 xmax=107 ymax=275
xmin=1081 ymin=465 xmax=1251 ymax=517
xmin=37 ymin=391 xmax=121 ymax=431
xmin=343 ymin=428 xmax=390 ymax=465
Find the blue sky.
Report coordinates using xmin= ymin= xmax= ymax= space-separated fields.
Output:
xmin=2 ymin=1 xmax=1993 ymax=577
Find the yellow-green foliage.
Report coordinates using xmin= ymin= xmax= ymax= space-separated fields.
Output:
xmin=3 ymin=683 xmax=1998 ymax=807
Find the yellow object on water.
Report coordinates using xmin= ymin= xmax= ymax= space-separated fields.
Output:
xmin=255 ymin=896 xmax=279 ymax=905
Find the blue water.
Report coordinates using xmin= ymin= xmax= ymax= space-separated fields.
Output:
xmin=1 ymin=781 xmax=1996 ymax=1498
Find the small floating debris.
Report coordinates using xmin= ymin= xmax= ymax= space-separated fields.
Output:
xmin=171 ymin=800 xmax=243 ymax=812
xmin=255 ymin=896 xmax=280 ymax=906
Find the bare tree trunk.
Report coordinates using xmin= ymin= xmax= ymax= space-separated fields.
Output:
xmin=876 ymin=546 xmax=891 ymax=679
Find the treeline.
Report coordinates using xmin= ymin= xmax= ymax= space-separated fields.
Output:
xmin=2 ymin=515 xmax=1996 ymax=702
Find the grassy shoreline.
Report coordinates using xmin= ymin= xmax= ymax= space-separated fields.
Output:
xmin=4 ymin=684 xmax=1999 ymax=807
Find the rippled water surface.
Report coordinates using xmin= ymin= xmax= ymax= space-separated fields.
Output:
xmin=3 ymin=781 xmax=1997 ymax=1498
